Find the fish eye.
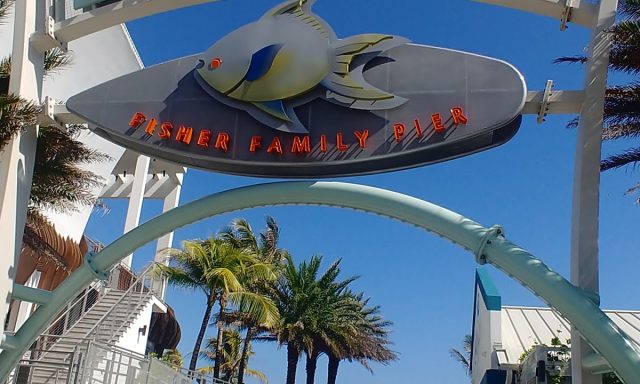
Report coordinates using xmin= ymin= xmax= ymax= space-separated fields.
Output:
xmin=196 ymin=59 xmax=205 ymax=69
xmin=210 ymin=58 xmax=223 ymax=70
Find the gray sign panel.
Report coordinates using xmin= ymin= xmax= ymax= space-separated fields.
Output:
xmin=67 ymin=0 xmax=526 ymax=178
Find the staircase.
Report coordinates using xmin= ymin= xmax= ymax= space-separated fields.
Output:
xmin=11 ymin=264 xmax=164 ymax=384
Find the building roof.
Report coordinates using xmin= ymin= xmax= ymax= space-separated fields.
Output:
xmin=500 ymin=306 xmax=640 ymax=364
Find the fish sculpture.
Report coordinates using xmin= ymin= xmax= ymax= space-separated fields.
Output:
xmin=195 ymin=0 xmax=409 ymax=133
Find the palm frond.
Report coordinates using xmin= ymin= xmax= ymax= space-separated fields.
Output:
xmin=0 ymin=56 xmax=10 ymax=79
xmin=0 ymin=0 xmax=14 ymax=25
xmin=601 ymin=147 xmax=640 ymax=170
xmin=553 ymin=56 xmax=587 ymax=65
xmin=228 ymin=291 xmax=280 ymax=328
xmin=620 ymin=0 xmax=640 ymax=19
xmin=246 ymin=368 xmax=269 ymax=384
xmin=449 ymin=348 xmax=471 ymax=375
xmin=0 ymin=93 xmax=39 ymax=149
xmin=44 ymin=49 xmax=72 ymax=76
xmin=28 ymin=125 xmax=110 ymax=213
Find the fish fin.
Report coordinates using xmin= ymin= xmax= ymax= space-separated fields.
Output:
xmin=332 ymin=34 xmax=409 ymax=59
xmin=252 ymin=100 xmax=292 ymax=123
xmin=262 ymin=0 xmax=334 ymax=39
xmin=246 ymin=44 xmax=284 ymax=82
xmin=322 ymin=34 xmax=409 ymax=110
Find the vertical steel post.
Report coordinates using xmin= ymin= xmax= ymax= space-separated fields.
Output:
xmin=0 ymin=0 xmax=45 ymax=338
xmin=570 ymin=1 xmax=618 ymax=382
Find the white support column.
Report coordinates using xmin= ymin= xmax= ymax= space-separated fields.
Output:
xmin=154 ymin=182 xmax=182 ymax=264
xmin=0 ymin=1 xmax=45 ymax=335
xmin=570 ymin=1 xmax=618 ymax=383
xmin=153 ymin=180 xmax=183 ymax=300
xmin=121 ymin=154 xmax=151 ymax=268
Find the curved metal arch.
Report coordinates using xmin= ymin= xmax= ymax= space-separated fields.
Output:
xmin=2 ymin=181 xmax=639 ymax=382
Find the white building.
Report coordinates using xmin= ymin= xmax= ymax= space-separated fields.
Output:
xmin=470 ymin=268 xmax=640 ymax=384
xmin=1 ymin=1 xmax=193 ymax=382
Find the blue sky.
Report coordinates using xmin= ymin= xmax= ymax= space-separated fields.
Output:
xmin=85 ymin=1 xmax=640 ymax=383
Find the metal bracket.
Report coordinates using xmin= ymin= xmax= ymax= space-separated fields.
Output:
xmin=537 ymin=80 xmax=554 ymax=124
xmin=560 ymin=0 xmax=579 ymax=31
xmin=37 ymin=96 xmax=63 ymax=128
xmin=475 ymin=225 xmax=504 ymax=265
xmin=84 ymin=252 xmax=109 ymax=281
xmin=30 ymin=16 xmax=68 ymax=52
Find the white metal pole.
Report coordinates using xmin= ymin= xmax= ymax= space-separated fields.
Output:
xmin=0 ymin=0 xmax=45 ymax=336
xmin=570 ymin=0 xmax=618 ymax=382
xmin=121 ymin=154 xmax=151 ymax=268
xmin=153 ymin=180 xmax=182 ymax=300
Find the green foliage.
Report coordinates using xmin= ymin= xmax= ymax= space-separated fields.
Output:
xmin=556 ymin=0 xmax=640 ymax=196
xmin=199 ymin=329 xmax=268 ymax=384
xmin=449 ymin=335 xmax=472 ymax=376
xmin=159 ymin=234 xmax=280 ymax=377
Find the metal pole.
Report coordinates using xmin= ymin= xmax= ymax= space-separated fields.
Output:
xmin=570 ymin=1 xmax=618 ymax=382
xmin=0 ymin=0 xmax=45 ymax=338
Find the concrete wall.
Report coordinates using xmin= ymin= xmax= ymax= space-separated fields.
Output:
xmin=116 ymin=296 xmax=166 ymax=355
xmin=471 ymin=269 xmax=503 ymax=384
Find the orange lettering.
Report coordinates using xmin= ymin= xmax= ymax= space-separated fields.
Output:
xmin=129 ymin=112 xmax=146 ymax=129
xmin=320 ymin=135 xmax=327 ymax=153
xmin=432 ymin=114 xmax=445 ymax=133
xmin=159 ymin=122 xmax=172 ymax=139
xmin=176 ymin=126 xmax=193 ymax=144
xmin=267 ymin=137 xmax=283 ymax=155
xmin=250 ymin=136 xmax=262 ymax=152
xmin=144 ymin=118 xmax=157 ymax=135
xmin=291 ymin=136 xmax=311 ymax=154
xmin=393 ymin=123 xmax=405 ymax=142
xmin=354 ymin=130 xmax=369 ymax=149
xmin=197 ymin=130 xmax=212 ymax=148
xmin=214 ymin=132 xmax=230 ymax=151
xmin=414 ymin=119 xmax=423 ymax=137
xmin=451 ymin=107 xmax=468 ymax=125
xmin=336 ymin=133 xmax=349 ymax=151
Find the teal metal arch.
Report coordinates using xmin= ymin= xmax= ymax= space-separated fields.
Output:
xmin=2 ymin=181 xmax=639 ymax=382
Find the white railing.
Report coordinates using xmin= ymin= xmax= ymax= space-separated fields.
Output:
xmin=43 ymin=262 xmax=134 ymax=338
xmin=85 ymin=263 xmax=165 ymax=345
xmin=7 ymin=336 xmax=234 ymax=384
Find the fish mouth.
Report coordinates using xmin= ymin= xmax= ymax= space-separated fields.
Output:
xmin=196 ymin=57 xmax=248 ymax=97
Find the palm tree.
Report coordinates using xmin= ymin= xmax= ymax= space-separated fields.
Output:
xmin=199 ymin=329 xmax=268 ymax=384
xmin=271 ymin=256 xmax=391 ymax=384
xmin=209 ymin=243 xmax=277 ymax=380
xmin=269 ymin=255 xmax=325 ymax=384
xmin=220 ymin=217 xmax=286 ymax=384
xmin=324 ymin=293 xmax=397 ymax=384
xmin=556 ymin=0 xmax=640 ymax=197
xmin=449 ymin=335 xmax=472 ymax=377
xmin=158 ymin=236 xmax=278 ymax=376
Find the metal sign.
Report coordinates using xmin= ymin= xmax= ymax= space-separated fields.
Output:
xmin=67 ymin=0 xmax=527 ymax=178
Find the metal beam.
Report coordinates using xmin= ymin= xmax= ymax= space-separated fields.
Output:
xmin=0 ymin=182 xmax=639 ymax=383
xmin=471 ymin=0 xmax=598 ymax=29
xmin=30 ymin=0 xmax=219 ymax=52
xmin=11 ymin=284 xmax=53 ymax=306
xmin=523 ymin=90 xmax=584 ymax=115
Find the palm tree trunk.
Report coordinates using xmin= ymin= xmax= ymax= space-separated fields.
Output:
xmin=213 ymin=295 xmax=227 ymax=379
xmin=326 ymin=354 xmax=340 ymax=384
xmin=189 ymin=299 xmax=215 ymax=374
xmin=237 ymin=326 xmax=254 ymax=384
xmin=286 ymin=342 xmax=299 ymax=384
xmin=305 ymin=350 xmax=319 ymax=384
